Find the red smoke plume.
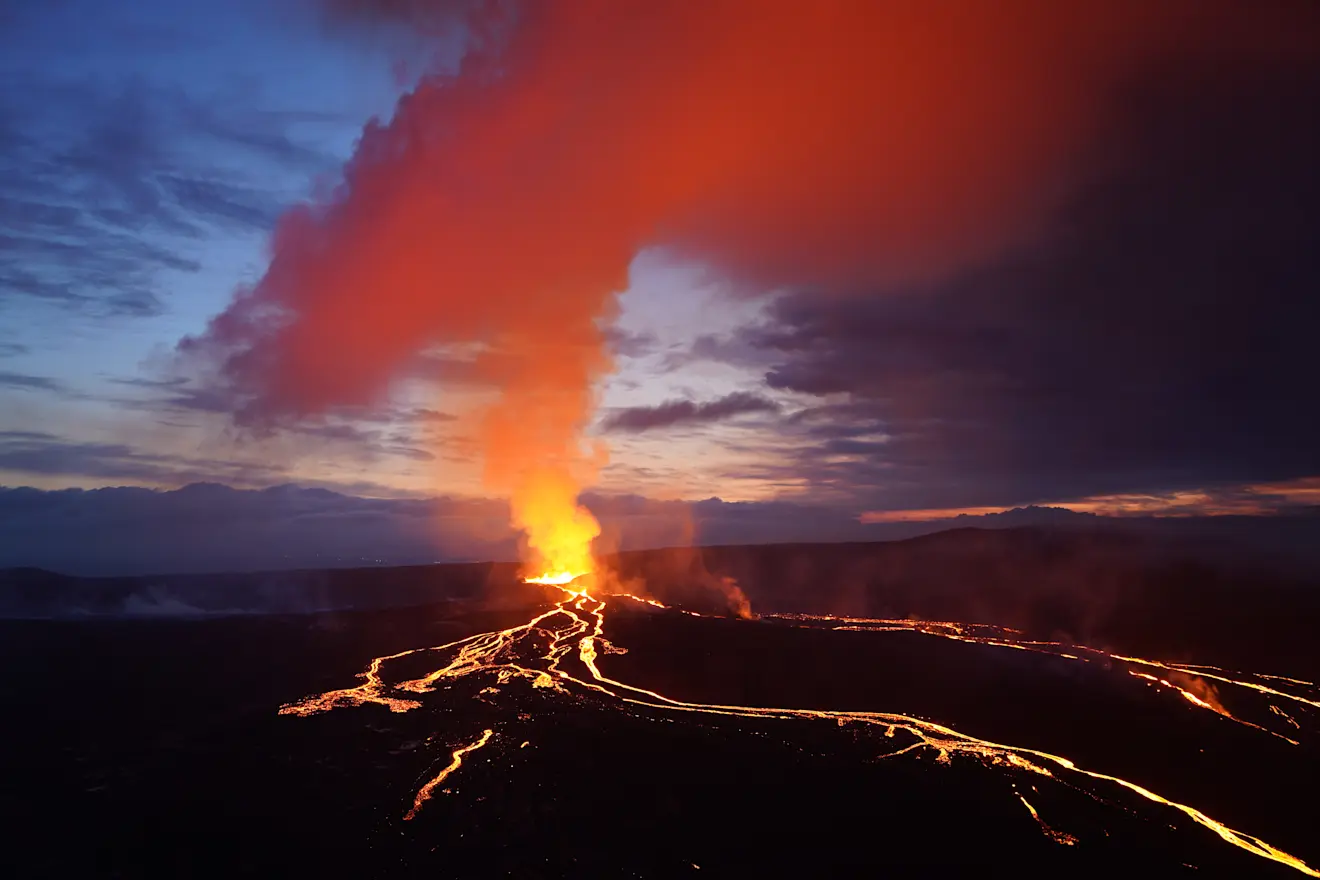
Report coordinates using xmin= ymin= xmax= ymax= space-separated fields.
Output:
xmin=183 ymin=0 xmax=1315 ymax=575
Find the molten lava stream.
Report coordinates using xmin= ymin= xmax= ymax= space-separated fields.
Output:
xmin=766 ymin=611 xmax=1317 ymax=744
xmin=280 ymin=584 xmax=1319 ymax=877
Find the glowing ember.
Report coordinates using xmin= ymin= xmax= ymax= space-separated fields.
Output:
xmin=280 ymin=591 xmax=1318 ymax=876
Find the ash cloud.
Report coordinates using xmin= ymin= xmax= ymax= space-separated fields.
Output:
xmin=182 ymin=1 xmax=1316 ymax=422
xmin=743 ymin=62 xmax=1320 ymax=511
xmin=174 ymin=1 xmax=1319 ymax=531
xmin=602 ymin=392 xmax=780 ymax=433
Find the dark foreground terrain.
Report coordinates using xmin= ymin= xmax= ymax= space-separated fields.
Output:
xmin=2 ymin=528 xmax=1318 ymax=878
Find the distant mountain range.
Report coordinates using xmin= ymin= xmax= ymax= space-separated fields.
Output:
xmin=0 ymin=482 xmax=1316 ymax=577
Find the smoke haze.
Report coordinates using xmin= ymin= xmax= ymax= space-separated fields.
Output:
xmin=181 ymin=0 xmax=1318 ymax=565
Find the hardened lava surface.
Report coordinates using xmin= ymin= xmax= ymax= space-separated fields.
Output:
xmin=2 ymin=587 xmax=1318 ymax=878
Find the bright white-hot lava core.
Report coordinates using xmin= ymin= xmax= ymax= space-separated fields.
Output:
xmin=522 ymin=571 xmax=585 ymax=587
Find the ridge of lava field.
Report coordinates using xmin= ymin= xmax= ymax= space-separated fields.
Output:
xmin=4 ymin=556 xmax=1317 ymax=878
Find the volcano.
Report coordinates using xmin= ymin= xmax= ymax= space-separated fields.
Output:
xmin=2 ymin=529 xmax=1317 ymax=877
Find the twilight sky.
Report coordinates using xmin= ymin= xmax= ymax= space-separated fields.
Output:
xmin=2 ymin=0 xmax=1319 ymax=547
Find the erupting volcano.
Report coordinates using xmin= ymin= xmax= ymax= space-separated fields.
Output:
xmin=278 ymin=567 xmax=1319 ymax=876
xmin=7 ymin=0 xmax=1316 ymax=876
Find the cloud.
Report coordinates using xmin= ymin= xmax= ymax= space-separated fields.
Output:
xmin=602 ymin=391 xmax=781 ymax=433
xmin=0 ymin=342 xmax=29 ymax=358
xmin=0 ymin=371 xmax=67 ymax=393
xmin=185 ymin=1 xmax=1318 ymax=422
xmin=0 ymin=430 xmax=60 ymax=443
xmin=740 ymin=62 xmax=1320 ymax=511
xmin=0 ymin=432 xmax=281 ymax=484
xmin=399 ymin=407 xmax=456 ymax=423
xmin=658 ymin=331 xmax=779 ymax=374
xmin=602 ymin=325 xmax=658 ymax=360
xmin=0 ymin=68 xmax=337 ymax=319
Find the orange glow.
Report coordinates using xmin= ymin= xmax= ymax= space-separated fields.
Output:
xmin=402 ymin=728 xmax=494 ymax=821
xmin=1017 ymin=791 xmax=1078 ymax=846
xmin=860 ymin=474 xmax=1320 ymax=522
xmin=281 ymin=592 xmax=1318 ymax=875
xmin=1064 ymin=478 xmax=1320 ymax=516
xmin=860 ymin=506 xmax=1007 ymax=523
xmin=1060 ymin=490 xmax=1267 ymax=517
xmin=1247 ymin=477 xmax=1320 ymax=504
xmin=509 ymin=466 xmax=599 ymax=587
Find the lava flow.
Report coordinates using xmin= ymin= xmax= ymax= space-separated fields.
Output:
xmin=765 ymin=612 xmax=1319 ymax=745
xmin=280 ymin=580 xmax=1318 ymax=876
xmin=403 ymin=728 xmax=494 ymax=821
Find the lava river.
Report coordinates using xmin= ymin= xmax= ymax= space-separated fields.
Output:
xmin=279 ymin=585 xmax=1319 ymax=876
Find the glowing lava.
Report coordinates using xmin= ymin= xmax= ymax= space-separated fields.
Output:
xmin=505 ymin=466 xmax=600 ymax=590
xmin=523 ymin=571 xmax=585 ymax=587
xmin=1017 ymin=790 xmax=1078 ymax=846
xmin=403 ymin=729 xmax=495 ymax=821
xmin=280 ymin=590 xmax=1318 ymax=876
xmin=769 ymin=612 xmax=1319 ymax=744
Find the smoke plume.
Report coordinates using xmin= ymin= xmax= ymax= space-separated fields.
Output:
xmin=181 ymin=0 xmax=1316 ymax=575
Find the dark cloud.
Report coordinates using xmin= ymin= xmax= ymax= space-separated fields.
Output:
xmin=189 ymin=1 xmax=1320 ymax=431
xmin=0 ymin=371 xmax=66 ymax=393
xmin=0 ymin=432 xmax=282 ymax=485
xmin=0 ymin=71 xmax=336 ymax=318
xmin=0 ymin=371 xmax=93 ymax=401
xmin=602 ymin=391 xmax=781 ymax=433
xmin=93 ymin=374 xmax=459 ymax=467
xmin=0 ymin=415 xmax=444 ymax=489
xmin=0 ymin=342 xmax=29 ymax=358
xmin=157 ymin=174 xmax=283 ymax=230
xmin=111 ymin=374 xmax=457 ymax=434
xmin=399 ymin=407 xmax=455 ymax=423
xmin=0 ymin=430 xmax=59 ymax=443
xmin=745 ymin=63 xmax=1320 ymax=511
xmin=603 ymin=325 xmax=658 ymax=360
xmin=107 ymin=375 xmax=189 ymax=390
xmin=660 ymin=331 xmax=777 ymax=373
xmin=104 ymin=377 xmax=238 ymax=416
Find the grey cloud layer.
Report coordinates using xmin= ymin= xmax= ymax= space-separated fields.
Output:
xmin=698 ymin=63 xmax=1320 ymax=511
xmin=602 ymin=391 xmax=781 ymax=433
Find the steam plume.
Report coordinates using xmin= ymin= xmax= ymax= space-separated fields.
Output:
xmin=182 ymin=0 xmax=1316 ymax=575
